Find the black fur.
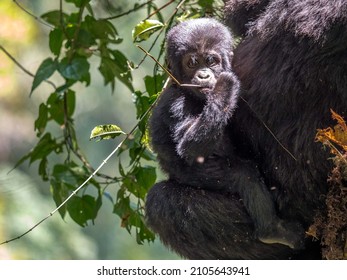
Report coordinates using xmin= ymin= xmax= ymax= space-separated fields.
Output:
xmin=146 ymin=0 xmax=347 ymax=259
xmin=228 ymin=0 xmax=347 ymax=224
xmin=224 ymin=0 xmax=270 ymax=37
xmin=146 ymin=18 xmax=305 ymax=259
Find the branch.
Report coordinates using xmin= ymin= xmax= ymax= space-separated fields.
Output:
xmin=136 ymin=45 xmax=200 ymax=89
xmin=102 ymin=0 xmax=153 ymax=21
xmin=13 ymin=0 xmax=53 ymax=28
xmin=0 ymin=77 xmax=170 ymax=245
xmin=135 ymin=0 xmax=188 ymax=69
xmin=145 ymin=0 xmax=176 ymax=20
xmin=0 ymin=45 xmax=57 ymax=91
xmin=0 ymin=135 xmax=123 ymax=245
xmin=240 ymin=96 xmax=297 ymax=161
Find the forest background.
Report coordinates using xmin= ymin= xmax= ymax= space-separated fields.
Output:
xmin=0 ymin=0 xmax=224 ymax=259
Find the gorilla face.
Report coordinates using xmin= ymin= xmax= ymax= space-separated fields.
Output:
xmin=166 ymin=18 xmax=233 ymax=98
xmin=181 ymin=50 xmax=222 ymax=95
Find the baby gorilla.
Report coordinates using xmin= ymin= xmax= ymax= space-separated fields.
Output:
xmin=148 ymin=18 xmax=303 ymax=250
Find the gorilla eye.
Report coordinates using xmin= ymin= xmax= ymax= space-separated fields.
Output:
xmin=206 ymin=55 xmax=220 ymax=67
xmin=187 ymin=56 xmax=199 ymax=68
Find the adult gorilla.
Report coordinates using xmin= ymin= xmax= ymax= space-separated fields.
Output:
xmin=146 ymin=0 xmax=347 ymax=259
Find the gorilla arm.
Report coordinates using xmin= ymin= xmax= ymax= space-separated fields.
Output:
xmin=172 ymin=72 xmax=240 ymax=163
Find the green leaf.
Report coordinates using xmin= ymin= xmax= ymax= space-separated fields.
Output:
xmin=136 ymin=219 xmax=155 ymax=244
xmin=41 ymin=11 xmax=68 ymax=27
xmin=52 ymin=163 xmax=86 ymax=187
xmin=38 ymin=158 xmax=49 ymax=181
xmin=98 ymin=50 xmax=134 ymax=92
xmin=49 ymin=28 xmax=64 ymax=56
xmin=55 ymin=80 xmax=76 ymax=93
xmin=120 ymin=165 xmax=156 ymax=200
xmin=113 ymin=189 xmax=133 ymax=232
xmin=47 ymin=93 xmax=64 ymax=124
xmin=112 ymin=50 xmax=134 ymax=91
xmin=132 ymin=19 xmax=164 ymax=42
xmin=58 ymin=57 xmax=90 ymax=82
xmin=98 ymin=57 xmax=117 ymax=92
xmin=144 ymin=74 xmax=166 ymax=96
xmin=85 ymin=16 xmax=122 ymax=43
xmin=47 ymin=92 xmax=73 ymax=125
xmin=76 ymin=28 xmax=96 ymax=48
xmin=113 ymin=187 xmax=152 ymax=244
xmin=31 ymin=58 xmax=57 ymax=94
xmin=198 ymin=0 xmax=214 ymax=8
xmin=29 ymin=133 xmax=63 ymax=164
xmin=90 ymin=124 xmax=126 ymax=141
xmin=50 ymin=180 xmax=70 ymax=219
xmin=133 ymin=91 xmax=150 ymax=119
xmin=34 ymin=103 xmax=48 ymax=136
xmin=51 ymin=162 xmax=100 ymax=221
xmin=134 ymin=165 xmax=156 ymax=198
xmin=119 ymin=161 xmax=126 ymax=177
xmin=50 ymin=164 xmax=81 ymax=218
xmin=67 ymin=195 xmax=100 ymax=227
xmin=66 ymin=89 xmax=76 ymax=117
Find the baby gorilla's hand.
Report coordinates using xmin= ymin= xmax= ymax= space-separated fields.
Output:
xmin=206 ymin=72 xmax=240 ymax=115
xmin=213 ymin=72 xmax=239 ymax=94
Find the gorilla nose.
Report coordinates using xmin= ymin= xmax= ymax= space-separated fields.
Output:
xmin=198 ymin=72 xmax=210 ymax=80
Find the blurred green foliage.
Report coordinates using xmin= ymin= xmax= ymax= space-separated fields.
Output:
xmin=0 ymin=0 xmax=225 ymax=255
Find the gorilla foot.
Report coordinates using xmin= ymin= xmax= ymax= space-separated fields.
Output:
xmin=257 ymin=220 xmax=305 ymax=250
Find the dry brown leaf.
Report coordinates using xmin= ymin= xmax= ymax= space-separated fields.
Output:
xmin=316 ymin=110 xmax=347 ymax=153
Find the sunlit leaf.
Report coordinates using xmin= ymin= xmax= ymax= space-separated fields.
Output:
xmin=132 ymin=19 xmax=164 ymax=42
xmin=90 ymin=124 xmax=126 ymax=141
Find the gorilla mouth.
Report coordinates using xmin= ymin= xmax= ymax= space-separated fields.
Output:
xmin=199 ymin=86 xmax=212 ymax=94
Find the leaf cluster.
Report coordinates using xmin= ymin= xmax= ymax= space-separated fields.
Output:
xmin=12 ymin=0 xmax=224 ymax=245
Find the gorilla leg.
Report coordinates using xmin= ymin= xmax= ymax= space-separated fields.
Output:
xmin=145 ymin=180 xmax=299 ymax=259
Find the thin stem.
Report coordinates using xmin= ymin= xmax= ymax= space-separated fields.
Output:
xmin=136 ymin=45 xmax=200 ymax=89
xmin=102 ymin=0 xmax=153 ymax=21
xmin=0 ymin=45 xmax=57 ymax=91
xmin=145 ymin=0 xmax=176 ymax=20
xmin=13 ymin=0 xmax=53 ymax=28
xmin=240 ymin=96 xmax=297 ymax=161
xmin=0 ymin=77 xmax=171 ymax=246
xmin=136 ymin=45 xmax=178 ymax=85
xmin=135 ymin=0 xmax=189 ymax=69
